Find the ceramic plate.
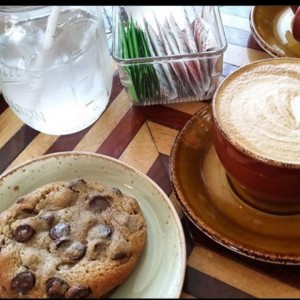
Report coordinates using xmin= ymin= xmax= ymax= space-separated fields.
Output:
xmin=0 ymin=151 xmax=186 ymax=298
xmin=170 ymin=105 xmax=300 ymax=265
xmin=250 ymin=6 xmax=300 ymax=58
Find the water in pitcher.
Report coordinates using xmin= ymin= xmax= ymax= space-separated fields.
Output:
xmin=0 ymin=7 xmax=112 ymax=135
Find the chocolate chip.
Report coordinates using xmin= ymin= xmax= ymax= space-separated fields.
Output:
xmin=93 ymin=242 xmax=105 ymax=253
xmin=66 ymin=285 xmax=91 ymax=298
xmin=50 ymin=222 xmax=70 ymax=240
xmin=112 ymin=252 xmax=128 ymax=260
xmin=55 ymin=237 xmax=71 ymax=248
xmin=88 ymin=224 xmax=112 ymax=240
xmin=16 ymin=197 xmax=25 ymax=204
xmin=98 ymin=224 xmax=112 ymax=238
xmin=65 ymin=241 xmax=86 ymax=260
xmin=11 ymin=271 xmax=35 ymax=294
xmin=68 ymin=179 xmax=87 ymax=192
xmin=87 ymin=194 xmax=111 ymax=213
xmin=112 ymin=187 xmax=123 ymax=196
xmin=14 ymin=224 xmax=35 ymax=242
xmin=90 ymin=241 xmax=106 ymax=260
xmin=16 ymin=208 xmax=38 ymax=220
xmin=22 ymin=208 xmax=37 ymax=215
xmin=45 ymin=277 xmax=69 ymax=298
xmin=39 ymin=212 xmax=54 ymax=227
xmin=70 ymin=178 xmax=87 ymax=186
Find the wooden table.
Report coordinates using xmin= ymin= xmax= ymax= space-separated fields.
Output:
xmin=1 ymin=6 xmax=299 ymax=298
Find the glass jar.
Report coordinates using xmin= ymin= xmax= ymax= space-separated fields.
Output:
xmin=0 ymin=6 xmax=112 ymax=135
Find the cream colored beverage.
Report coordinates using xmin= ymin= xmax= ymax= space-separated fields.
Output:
xmin=214 ymin=58 xmax=300 ymax=165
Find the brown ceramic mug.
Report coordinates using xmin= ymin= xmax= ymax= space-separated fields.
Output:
xmin=211 ymin=58 xmax=300 ymax=215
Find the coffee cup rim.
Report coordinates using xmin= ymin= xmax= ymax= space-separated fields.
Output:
xmin=212 ymin=57 xmax=300 ymax=169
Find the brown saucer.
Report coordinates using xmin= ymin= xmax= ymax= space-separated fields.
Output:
xmin=250 ymin=6 xmax=300 ymax=58
xmin=170 ymin=105 xmax=300 ymax=264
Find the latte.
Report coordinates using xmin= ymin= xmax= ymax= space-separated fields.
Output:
xmin=213 ymin=58 xmax=300 ymax=165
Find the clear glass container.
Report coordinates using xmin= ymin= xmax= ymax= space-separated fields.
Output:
xmin=112 ymin=6 xmax=227 ymax=105
xmin=0 ymin=6 xmax=113 ymax=135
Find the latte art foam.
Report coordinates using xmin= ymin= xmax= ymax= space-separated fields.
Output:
xmin=214 ymin=60 xmax=300 ymax=164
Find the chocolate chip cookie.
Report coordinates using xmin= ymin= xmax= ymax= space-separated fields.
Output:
xmin=0 ymin=179 xmax=147 ymax=298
